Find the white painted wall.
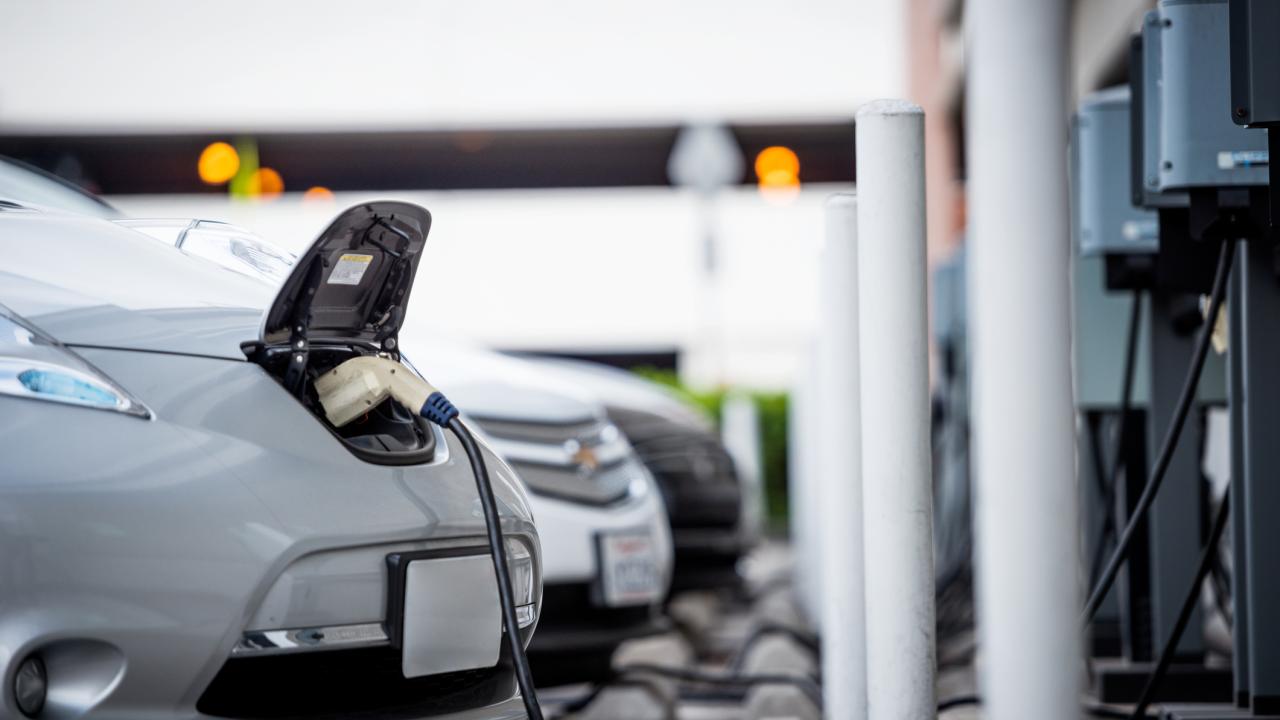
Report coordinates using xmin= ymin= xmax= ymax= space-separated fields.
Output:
xmin=0 ymin=0 xmax=903 ymax=132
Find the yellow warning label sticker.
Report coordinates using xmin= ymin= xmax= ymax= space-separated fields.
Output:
xmin=328 ymin=254 xmax=373 ymax=285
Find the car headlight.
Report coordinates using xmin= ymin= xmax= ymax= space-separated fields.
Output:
xmin=505 ymin=538 xmax=538 ymax=629
xmin=0 ymin=309 xmax=150 ymax=419
xmin=179 ymin=221 xmax=296 ymax=283
xmin=116 ymin=218 xmax=296 ymax=285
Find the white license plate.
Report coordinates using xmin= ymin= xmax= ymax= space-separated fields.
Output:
xmin=401 ymin=555 xmax=502 ymax=678
xmin=597 ymin=529 xmax=663 ymax=607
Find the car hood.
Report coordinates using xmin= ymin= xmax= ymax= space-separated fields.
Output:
xmin=400 ymin=338 xmax=604 ymax=426
xmin=0 ymin=210 xmax=271 ymax=359
xmin=524 ymin=356 xmax=713 ymax=431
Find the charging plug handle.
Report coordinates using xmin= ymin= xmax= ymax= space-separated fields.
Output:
xmin=312 ymin=355 xmax=542 ymax=720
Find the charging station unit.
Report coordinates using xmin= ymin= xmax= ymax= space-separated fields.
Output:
xmin=1112 ymin=2 xmax=1277 ymax=717
xmin=1075 ymin=4 xmax=1252 ymax=702
xmin=1156 ymin=1 xmax=1268 ymax=195
xmin=1076 ymin=87 xmax=1159 ymax=259
xmin=1072 ymin=86 xmax=1156 ymax=665
xmin=1213 ymin=2 xmax=1280 ymax=716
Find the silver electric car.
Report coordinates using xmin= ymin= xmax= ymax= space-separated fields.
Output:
xmin=89 ymin=187 xmax=674 ymax=688
xmin=0 ymin=197 xmax=541 ymax=719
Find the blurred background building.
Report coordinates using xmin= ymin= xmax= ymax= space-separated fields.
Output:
xmin=0 ymin=0 xmax=906 ymax=390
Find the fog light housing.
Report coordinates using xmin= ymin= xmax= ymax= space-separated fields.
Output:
xmin=14 ymin=655 xmax=47 ymax=718
xmin=504 ymin=539 xmax=538 ymax=629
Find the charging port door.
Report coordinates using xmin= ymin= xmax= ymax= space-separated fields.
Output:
xmin=258 ymin=201 xmax=431 ymax=361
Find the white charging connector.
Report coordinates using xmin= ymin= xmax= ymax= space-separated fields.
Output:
xmin=314 ymin=355 xmax=437 ymax=427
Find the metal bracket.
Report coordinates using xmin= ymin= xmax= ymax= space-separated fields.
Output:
xmin=282 ymin=256 xmax=324 ymax=397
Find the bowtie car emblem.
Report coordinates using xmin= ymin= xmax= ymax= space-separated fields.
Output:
xmin=571 ymin=445 xmax=600 ymax=472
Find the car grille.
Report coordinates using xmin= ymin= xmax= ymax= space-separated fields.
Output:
xmin=196 ymin=647 xmax=512 ymax=719
xmin=477 ymin=416 xmax=637 ymax=505
xmin=508 ymin=458 xmax=636 ymax=505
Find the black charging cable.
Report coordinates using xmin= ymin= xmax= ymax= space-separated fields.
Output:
xmin=419 ymin=393 xmax=543 ymax=720
xmin=1129 ymin=494 xmax=1232 ymax=720
xmin=614 ymin=663 xmax=823 ymax=708
xmin=448 ymin=416 xmax=544 ymax=719
xmin=726 ymin=623 xmax=820 ymax=674
xmin=935 ymin=694 xmax=1158 ymax=719
xmin=552 ymin=661 xmax=823 ymax=717
xmin=1082 ymin=238 xmax=1234 ymax=624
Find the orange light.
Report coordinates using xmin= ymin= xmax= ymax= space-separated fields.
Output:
xmin=303 ymin=186 xmax=334 ymax=202
xmin=247 ymin=167 xmax=284 ymax=199
xmin=754 ymin=146 xmax=800 ymax=185
xmin=755 ymin=146 xmax=800 ymax=203
xmin=198 ymin=142 xmax=240 ymax=185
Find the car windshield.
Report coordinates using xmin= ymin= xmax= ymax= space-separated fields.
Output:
xmin=0 ymin=158 xmax=119 ymax=218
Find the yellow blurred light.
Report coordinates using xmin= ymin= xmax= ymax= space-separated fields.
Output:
xmin=303 ymin=186 xmax=335 ymax=202
xmin=198 ymin=142 xmax=240 ymax=185
xmin=247 ymin=167 xmax=284 ymax=199
xmin=754 ymin=146 xmax=800 ymax=184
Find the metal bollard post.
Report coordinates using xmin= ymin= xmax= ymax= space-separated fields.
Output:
xmin=816 ymin=192 xmax=867 ymax=719
xmin=854 ymin=101 xmax=937 ymax=719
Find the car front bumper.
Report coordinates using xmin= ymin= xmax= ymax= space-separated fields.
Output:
xmin=0 ymin=349 xmax=539 ymax=719
xmin=520 ymin=463 xmax=673 ymax=681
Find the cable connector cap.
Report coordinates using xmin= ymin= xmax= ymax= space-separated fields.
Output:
xmin=420 ymin=392 xmax=459 ymax=427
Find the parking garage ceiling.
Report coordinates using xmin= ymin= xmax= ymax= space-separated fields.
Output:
xmin=0 ymin=123 xmax=856 ymax=194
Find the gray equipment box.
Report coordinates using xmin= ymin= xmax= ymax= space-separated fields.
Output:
xmin=1229 ymin=0 xmax=1280 ymax=128
xmin=1073 ymin=86 xmax=1159 ymax=256
xmin=1137 ymin=11 xmax=1188 ymax=208
xmin=1156 ymin=0 xmax=1268 ymax=192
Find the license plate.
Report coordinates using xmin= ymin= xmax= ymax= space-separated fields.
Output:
xmin=596 ymin=529 xmax=663 ymax=607
xmin=399 ymin=554 xmax=502 ymax=678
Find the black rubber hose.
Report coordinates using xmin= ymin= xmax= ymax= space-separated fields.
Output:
xmin=448 ymin=418 xmax=544 ymax=720
xmin=727 ymin=622 xmax=820 ymax=674
xmin=1129 ymin=494 xmax=1232 ymax=720
xmin=935 ymin=695 xmax=1158 ymax=719
xmin=937 ymin=694 xmax=981 ymax=712
xmin=616 ymin=662 xmax=823 ymax=709
xmin=554 ymin=677 xmax=675 ymax=719
xmin=1082 ymin=239 xmax=1234 ymax=624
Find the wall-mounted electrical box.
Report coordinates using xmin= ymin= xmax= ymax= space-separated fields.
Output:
xmin=1134 ymin=11 xmax=1187 ymax=208
xmin=1230 ymin=0 xmax=1280 ymax=128
xmin=1156 ymin=0 xmax=1267 ymax=192
xmin=1073 ymin=86 xmax=1159 ymax=257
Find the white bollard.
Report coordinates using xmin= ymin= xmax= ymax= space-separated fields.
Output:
xmin=967 ymin=1 xmax=1080 ymax=719
xmin=816 ymin=193 xmax=867 ymax=720
xmin=855 ymin=101 xmax=936 ymax=719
